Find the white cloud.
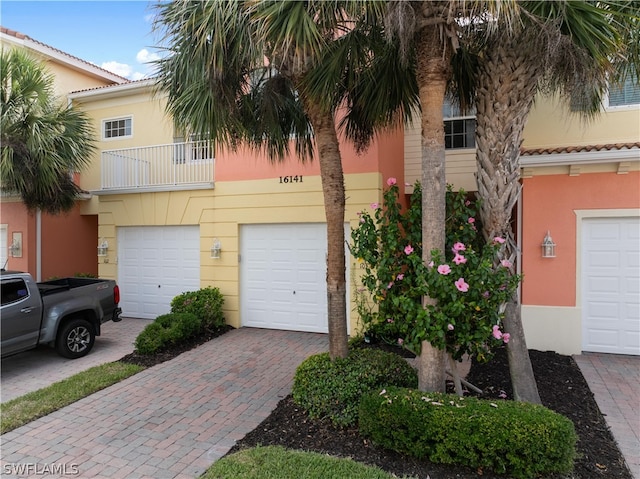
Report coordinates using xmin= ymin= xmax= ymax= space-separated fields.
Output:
xmin=136 ymin=48 xmax=161 ymax=64
xmin=101 ymin=61 xmax=133 ymax=78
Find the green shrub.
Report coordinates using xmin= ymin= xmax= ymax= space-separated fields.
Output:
xmin=359 ymin=387 xmax=576 ymax=479
xmin=170 ymin=287 xmax=225 ymax=330
xmin=134 ymin=313 xmax=201 ymax=355
xmin=292 ymin=349 xmax=417 ymax=427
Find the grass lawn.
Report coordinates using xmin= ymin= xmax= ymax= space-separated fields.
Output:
xmin=201 ymin=445 xmax=416 ymax=479
xmin=0 ymin=361 xmax=143 ymax=434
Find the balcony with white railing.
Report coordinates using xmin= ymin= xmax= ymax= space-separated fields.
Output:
xmin=99 ymin=140 xmax=215 ymax=193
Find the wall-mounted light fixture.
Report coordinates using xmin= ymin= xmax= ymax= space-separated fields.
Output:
xmin=541 ymin=231 xmax=556 ymax=258
xmin=9 ymin=232 xmax=22 ymax=258
xmin=210 ymin=238 xmax=221 ymax=259
xmin=97 ymin=238 xmax=108 ymax=257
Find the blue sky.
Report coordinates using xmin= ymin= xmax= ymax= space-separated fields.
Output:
xmin=1 ymin=1 xmax=162 ymax=80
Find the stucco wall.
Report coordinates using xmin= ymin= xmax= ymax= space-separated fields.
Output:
xmin=521 ymin=170 xmax=640 ymax=307
xmin=520 ymin=170 xmax=640 ymax=355
xmin=96 ymin=172 xmax=385 ymax=332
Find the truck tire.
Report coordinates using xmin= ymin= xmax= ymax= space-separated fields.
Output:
xmin=56 ymin=318 xmax=95 ymax=359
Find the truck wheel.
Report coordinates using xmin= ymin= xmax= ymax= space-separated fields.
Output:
xmin=56 ymin=318 xmax=95 ymax=359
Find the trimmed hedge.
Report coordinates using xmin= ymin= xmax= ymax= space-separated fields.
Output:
xmin=134 ymin=312 xmax=201 ymax=355
xmin=292 ymin=349 xmax=417 ymax=427
xmin=170 ymin=287 xmax=225 ymax=330
xmin=359 ymin=387 xmax=576 ymax=479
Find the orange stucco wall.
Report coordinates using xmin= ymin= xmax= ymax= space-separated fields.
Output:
xmin=1 ymin=202 xmax=36 ymax=273
xmin=41 ymin=205 xmax=98 ymax=279
xmin=0 ymin=201 xmax=97 ymax=279
xmin=216 ymin=129 xmax=404 ymax=182
xmin=521 ymin=171 xmax=640 ymax=307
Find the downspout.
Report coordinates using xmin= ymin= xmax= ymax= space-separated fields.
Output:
xmin=36 ymin=209 xmax=42 ymax=281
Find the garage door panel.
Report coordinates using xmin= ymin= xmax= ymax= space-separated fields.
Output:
xmin=118 ymin=226 xmax=200 ymax=319
xmin=241 ymin=223 xmax=349 ymax=333
xmin=583 ymin=217 xmax=640 ymax=355
xmin=587 ymin=301 xmax=619 ymax=318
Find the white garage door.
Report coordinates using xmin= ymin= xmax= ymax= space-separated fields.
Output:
xmin=240 ymin=223 xmax=349 ymax=333
xmin=582 ymin=217 xmax=640 ymax=355
xmin=118 ymin=226 xmax=200 ymax=319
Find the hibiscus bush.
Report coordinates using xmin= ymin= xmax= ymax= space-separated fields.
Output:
xmin=350 ymin=179 xmax=521 ymax=361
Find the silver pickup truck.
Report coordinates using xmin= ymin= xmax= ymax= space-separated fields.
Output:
xmin=1 ymin=270 xmax=122 ymax=359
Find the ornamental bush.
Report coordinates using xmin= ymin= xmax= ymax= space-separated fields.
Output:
xmin=292 ymin=349 xmax=417 ymax=427
xmin=170 ymin=287 xmax=225 ymax=330
xmin=350 ymin=181 xmax=520 ymax=362
xmin=359 ymin=386 xmax=576 ymax=479
xmin=134 ymin=312 xmax=201 ymax=355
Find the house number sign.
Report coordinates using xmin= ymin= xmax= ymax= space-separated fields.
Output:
xmin=279 ymin=175 xmax=303 ymax=184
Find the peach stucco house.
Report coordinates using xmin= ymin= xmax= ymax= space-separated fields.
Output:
xmin=2 ymin=27 xmax=638 ymax=356
xmin=0 ymin=27 xmax=127 ymax=279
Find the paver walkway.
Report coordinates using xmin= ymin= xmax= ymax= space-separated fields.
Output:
xmin=2 ymin=325 xmax=637 ymax=479
xmin=574 ymin=353 xmax=640 ymax=479
xmin=1 ymin=328 xmax=328 ymax=479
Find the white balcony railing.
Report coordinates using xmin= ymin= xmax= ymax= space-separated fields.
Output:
xmin=100 ymin=141 xmax=215 ymax=192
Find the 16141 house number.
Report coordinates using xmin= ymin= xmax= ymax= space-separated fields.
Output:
xmin=279 ymin=175 xmax=303 ymax=184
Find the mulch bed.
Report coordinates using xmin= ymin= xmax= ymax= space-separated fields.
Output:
xmin=120 ymin=332 xmax=632 ymax=478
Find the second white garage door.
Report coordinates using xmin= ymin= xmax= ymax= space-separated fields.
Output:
xmin=582 ymin=217 xmax=640 ymax=355
xmin=241 ymin=223 xmax=349 ymax=333
xmin=118 ymin=226 xmax=200 ymax=319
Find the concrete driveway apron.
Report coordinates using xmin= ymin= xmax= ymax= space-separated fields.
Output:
xmin=1 ymin=328 xmax=328 ymax=479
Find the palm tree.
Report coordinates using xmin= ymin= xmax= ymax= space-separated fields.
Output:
xmin=0 ymin=48 xmax=95 ymax=214
xmin=383 ymin=0 xmax=520 ymax=392
xmin=471 ymin=1 xmax=639 ymax=403
xmin=153 ymin=0 xmax=416 ymax=359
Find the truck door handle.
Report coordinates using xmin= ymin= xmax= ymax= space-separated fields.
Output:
xmin=21 ymin=307 xmax=33 ymax=313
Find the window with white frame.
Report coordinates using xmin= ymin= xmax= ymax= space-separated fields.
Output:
xmin=103 ymin=117 xmax=132 ymax=139
xmin=608 ymin=72 xmax=640 ymax=108
xmin=443 ymin=99 xmax=476 ymax=149
xmin=173 ymin=133 xmax=213 ymax=164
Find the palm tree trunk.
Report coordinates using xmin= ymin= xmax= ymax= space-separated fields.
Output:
xmin=305 ymin=101 xmax=349 ymax=360
xmin=475 ymin=33 xmax=541 ymax=404
xmin=415 ymin=27 xmax=450 ymax=392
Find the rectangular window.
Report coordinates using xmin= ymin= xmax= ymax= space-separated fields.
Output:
xmin=443 ymin=98 xmax=476 ymax=149
xmin=608 ymin=73 xmax=640 ymax=107
xmin=173 ymin=133 xmax=212 ymax=163
xmin=103 ymin=117 xmax=132 ymax=139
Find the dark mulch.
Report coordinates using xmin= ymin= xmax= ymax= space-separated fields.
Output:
xmin=230 ymin=345 xmax=633 ymax=479
xmin=120 ymin=333 xmax=632 ymax=479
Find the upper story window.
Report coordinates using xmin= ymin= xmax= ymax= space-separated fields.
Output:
xmin=608 ymin=72 xmax=640 ymax=108
xmin=103 ymin=117 xmax=132 ymax=139
xmin=443 ymin=99 xmax=476 ymax=149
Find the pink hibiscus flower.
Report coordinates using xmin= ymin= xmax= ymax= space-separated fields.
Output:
xmin=454 ymin=278 xmax=469 ymax=292
xmin=437 ymin=264 xmax=451 ymax=275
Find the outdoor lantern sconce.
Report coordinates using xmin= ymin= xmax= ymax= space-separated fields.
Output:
xmin=9 ymin=232 xmax=22 ymax=258
xmin=97 ymin=239 xmax=108 ymax=257
xmin=541 ymin=231 xmax=556 ymax=258
xmin=210 ymin=238 xmax=221 ymax=259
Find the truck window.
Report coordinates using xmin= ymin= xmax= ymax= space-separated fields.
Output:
xmin=1 ymin=278 xmax=29 ymax=306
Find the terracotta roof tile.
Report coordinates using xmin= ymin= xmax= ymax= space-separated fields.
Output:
xmin=521 ymin=142 xmax=640 ymax=155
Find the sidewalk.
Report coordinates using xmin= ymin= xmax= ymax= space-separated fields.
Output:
xmin=1 ymin=328 xmax=328 ymax=479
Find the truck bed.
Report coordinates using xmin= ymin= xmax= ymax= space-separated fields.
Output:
xmin=37 ymin=277 xmax=106 ymax=297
